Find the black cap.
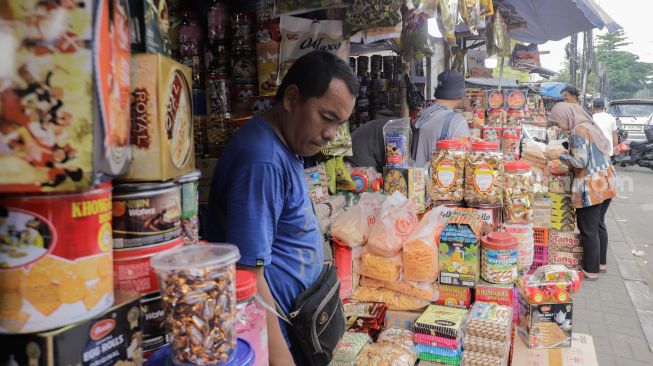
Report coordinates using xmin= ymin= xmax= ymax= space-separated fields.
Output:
xmin=434 ymin=70 xmax=465 ymax=100
xmin=593 ymin=98 xmax=605 ymax=109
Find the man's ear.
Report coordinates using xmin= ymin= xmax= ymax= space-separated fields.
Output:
xmin=283 ymin=84 xmax=299 ymax=112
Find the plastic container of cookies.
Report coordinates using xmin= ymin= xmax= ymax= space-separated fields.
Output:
xmin=151 ymin=244 xmax=240 ymax=365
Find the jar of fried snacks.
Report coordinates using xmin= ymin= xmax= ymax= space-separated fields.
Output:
xmin=465 ymin=142 xmax=503 ymax=205
xmin=430 ymin=140 xmax=466 ymax=203
xmin=503 ymin=161 xmax=534 ymax=224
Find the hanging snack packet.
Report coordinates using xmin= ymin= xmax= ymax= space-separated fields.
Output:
xmin=279 ymin=15 xmax=349 ymax=81
xmin=345 ymin=0 xmax=402 ymax=37
xmin=275 ymin=0 xmax=348 ymax=16
xmin=383 ymin=118 xmax=412 ymax=167
xmin=439 ymin=0 xmax=460 ymax=45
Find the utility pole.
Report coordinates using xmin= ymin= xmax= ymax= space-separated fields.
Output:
xmin=569 ymin=33 xmax=578 ymax=86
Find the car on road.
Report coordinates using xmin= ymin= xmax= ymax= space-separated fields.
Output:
xmin=607 ymin=99 xmax=653 ymax=141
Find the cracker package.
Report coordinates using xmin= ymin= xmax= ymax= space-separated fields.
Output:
xmin=367 ymin=192 xmax=417 ymax=257
xmin=0 ymin=0 xmax=131 ymax=192
xmin=403 ymin=206 xmax=446 ymax=282
xmin=352 ymin=286 xmax=430 ymax=311
xmin=0 ymin=293 xmax=142 ymax=366
xmin=435 ymin=284 xmax=472 ymax=309
xmin=359 ymin=277 xmax=439 ymax=302
xmin=331 ymin=192 xmax=385 ymax=247
xmin=548 ymin=231 xmax=583 ymax=271
xmin=128 ymin=0 xmax=172 ymax=56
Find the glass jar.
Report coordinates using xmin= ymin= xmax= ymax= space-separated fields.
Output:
xmin=430 ymin=140 xmax=466 ymax=202
xmin=179 ymin=11 xmax=204 ymax=88
xmin=503 ymin=161 xmax=534 ymax=225
xmin=232 ymin=12 xmax=254 ymax=52
xmin=207 ymin=0 xmax=230 ymax=43
xmin=236 ymin=270 xmax=268 ymax=366
xmin=465 ymin=141 xmax=503 ymax=205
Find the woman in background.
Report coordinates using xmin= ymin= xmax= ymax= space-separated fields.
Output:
xmin=546 ymin=102 xmax=616 ymax=280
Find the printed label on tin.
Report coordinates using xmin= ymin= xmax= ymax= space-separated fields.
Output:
xmin=112 ymin=187 xmax=182 ymax=248
xmin=0 ymin=187 xmax=114 ymax=333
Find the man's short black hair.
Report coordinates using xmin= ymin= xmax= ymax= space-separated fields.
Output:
xmin=276 ymin=50 xmax=358 ymax=103
xmin=562 ymin=86 xmax=580 ymax=97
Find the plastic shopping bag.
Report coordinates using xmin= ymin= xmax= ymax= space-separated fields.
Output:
xmin=367 ymin=192 xmax=418 ymax=257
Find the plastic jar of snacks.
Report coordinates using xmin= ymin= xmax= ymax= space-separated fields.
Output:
xmin=236 ymin=270 xmax=268 ymax=366
xmin=151 ymin=244 xmax=240 ymax=366
xmin=465 ymin=141 xmax=503 ymax=205
xmin=481 ymin=232 xmax=518 ymax=284
xmin=503 ymin=161 xmax=534 ymax=225
xmin=430 ymin=140 xmax=466 ymax=203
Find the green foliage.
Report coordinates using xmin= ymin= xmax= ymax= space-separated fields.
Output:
xmin=596 ymin=30 xmax=653 ymax=99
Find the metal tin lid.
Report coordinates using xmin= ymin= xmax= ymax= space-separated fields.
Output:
xmin=114 ymin=181 xmax=177 ymax=194
xmin=176 ymin=169 xmax=202 ymax=184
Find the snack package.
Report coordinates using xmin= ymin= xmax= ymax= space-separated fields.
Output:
xmin=383 ymin=118 xmax=412 ymax=167
xmin=359 ymin=277 xmax=439 ymax=302
xmin=279 ymin=15 xmax=349 ymax=80
xmin=401 ymin=11 xmax=434 ymax=61
xmin=323 ymin=123 xmax=354 ymax=157
xmin=359 ymin=248 xmax=403 ymax=282
xmin=352 ymin=287 xmax=430 ymax=311
xmin=345 ymin=0 xmax=402 ymax=36
xmin=330 ymin=332 xmax=371 ymax=365
xmin=367 ymin=192 xmax=418 ymax=257
xmin=403 ymin=206 xmax=446 ymax=282
xmin=439 ymin=0 xmax=460 ymax=45
xmin=460 ymin=0 xmax=482 ymax=35
xmin=356 ymin=342 xmax=417 ymax=366
xmin=331 ymin=192 xmax=386 ymax=247
xmin=377 ymin=327 xmax=415 ymax=348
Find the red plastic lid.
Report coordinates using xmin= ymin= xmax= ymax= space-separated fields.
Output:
xmin=502 ymin=134 xmax=518 ymax=140
xmin=504 ymin=161 xmax=531 ymax=172
xmin=436 ymin=139 xmax=464 ymax=150
xmin=236 ymin=270 xmax=258 ymax=301
xmin=482 ymin=232 xmax=518 ymax=250
xmin=472 ymin=141 xmax=499 ymax=151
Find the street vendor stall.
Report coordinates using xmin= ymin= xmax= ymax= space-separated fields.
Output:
xmin=0 ymin=0 xmax=621 ymax=366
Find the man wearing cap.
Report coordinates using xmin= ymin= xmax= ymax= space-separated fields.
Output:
xmin=412 ymin=70 xmax=470 ymax=166
xmin=592 ymin=98 xmax=618 ymax=157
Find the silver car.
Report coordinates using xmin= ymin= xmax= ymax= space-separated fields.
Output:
xmin=606 ymin=100 xmax=653 ymax=141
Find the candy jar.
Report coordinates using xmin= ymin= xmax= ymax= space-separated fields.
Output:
xmin=235 ymin=270 xmax=268 ymax=366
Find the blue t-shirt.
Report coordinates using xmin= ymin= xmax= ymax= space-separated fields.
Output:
xmin=206 ymin=117 xmax=324 ymax=346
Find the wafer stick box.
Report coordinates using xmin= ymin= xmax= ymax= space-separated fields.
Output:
xmin=439 ymin=209 xmax=482 ymax=287
xmin=0 ymin=0 xmax=132 ymax=193
xmin=518 ymin=291 xmax=573 ymax=349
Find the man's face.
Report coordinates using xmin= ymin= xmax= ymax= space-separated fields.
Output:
xmin=562 ymin=91 xmax=578 ymax=104
xmin=282 ymin=78 xmax=356 ymax=156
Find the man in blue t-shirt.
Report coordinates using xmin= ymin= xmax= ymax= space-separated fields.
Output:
xmin=206 ymin=51 xmax=357 ymax=365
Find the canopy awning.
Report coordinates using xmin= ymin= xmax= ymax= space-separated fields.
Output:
xmin=496 ymin=0 xmax=622 ymax=44
xmin=539 ymin=82 xmax=567 ymax=99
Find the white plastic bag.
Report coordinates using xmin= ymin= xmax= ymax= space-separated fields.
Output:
xmin=367 ymin=192 xmax=417 ymax=257
xmin=331 ymin=192 xmax=385 ymax=247
xmin=403 ymin=206 xmax=446 ymax=282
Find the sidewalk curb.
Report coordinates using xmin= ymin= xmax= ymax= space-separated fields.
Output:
xmin=608 ymin=208 xmax=653 ymax=351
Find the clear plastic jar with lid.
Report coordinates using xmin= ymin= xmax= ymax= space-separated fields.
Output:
xmin=236 ymin=270 xmax=268 ymax=366
xmin=465 ymin=141 xmax=503 ymax=205
xmin=430 ymin=139 xmax=466 ymax=202
xmin=503 ymin=161 xmax=534 ymax=224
